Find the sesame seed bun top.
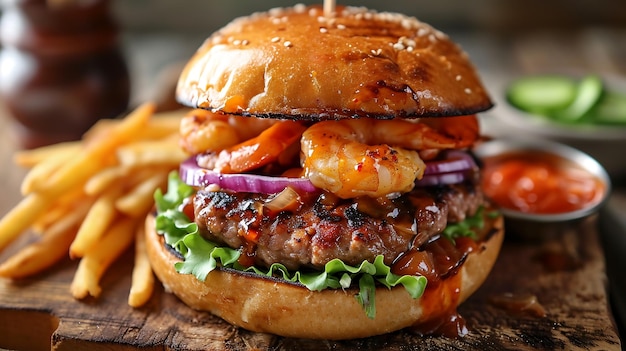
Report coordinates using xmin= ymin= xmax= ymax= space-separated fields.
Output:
xmin=176 ymin=4 xmax=493 ymax=119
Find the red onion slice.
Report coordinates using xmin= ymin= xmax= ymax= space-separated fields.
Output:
xmin=180 ymin=157 xmax=318 ymax=194
xmin=423 ymin=150 xmax=477 ymax=175
xmin=414 ymin=171 xmax=469 ymax=187
xmin=181 ymin=149 xmax=477 ymax=194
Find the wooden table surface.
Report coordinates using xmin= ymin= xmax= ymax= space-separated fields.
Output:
xmin=0 ymin=27 xmax=625 ymax=350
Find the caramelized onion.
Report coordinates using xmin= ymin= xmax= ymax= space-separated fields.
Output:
xmin=264 ymin=186 xmax=302 ymax=215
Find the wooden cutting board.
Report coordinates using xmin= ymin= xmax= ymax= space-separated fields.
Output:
xmin=0 ymin=215 xmax=621 ymax=351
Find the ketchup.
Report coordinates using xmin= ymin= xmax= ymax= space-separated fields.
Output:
xmin=481 ymin=151 xmax=604 ymax=214
xmin=0 ymin=0 xmax=130 ymax=149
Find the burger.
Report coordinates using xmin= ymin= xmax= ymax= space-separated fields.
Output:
xmin=145 ymin=4 xmax=504 ymax=340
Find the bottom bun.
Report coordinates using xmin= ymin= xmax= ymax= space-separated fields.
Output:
xmin=145 ymin=213 xmax=504 ymax=340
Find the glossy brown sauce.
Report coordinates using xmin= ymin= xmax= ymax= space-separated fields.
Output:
xmin=392 ymin=236 xmax=478 ymax=338
xmin=392 ymin=236 xmax=478 ymax=284
xmin=488 ymin=293 xmax=547 ymax=318
xmin=237 ymin=242 xmax=257 ymax=267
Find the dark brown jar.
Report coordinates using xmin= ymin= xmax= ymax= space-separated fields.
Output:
xmin=0 ymin=0 xmax=130 ymax=148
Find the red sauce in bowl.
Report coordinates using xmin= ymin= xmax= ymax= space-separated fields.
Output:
xmin=481 ymin=152 xmax=605 ymax=215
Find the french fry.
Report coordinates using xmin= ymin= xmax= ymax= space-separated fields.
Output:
xmin=31 ymin=187 xmax=89 ymax=234
xmin=83 ymin=164 xmax=133 ymax=196
xmin=115 ymin=172 xmax=167 ymax=218
xmin=83 ymin=109 xmax=184 ymax=144
xmin=81 ymin=118 xmax=118 ymax=143
xmin=12 ymin=141 xmax=81 ymax=168
xmin=20 ymin=144 xmax=79 ymax=195
xmin=0 ymin=198 xmax=89 ymax=279
xmin=32 ymin=103 xmax=156 ymax=195
xmin=1 ymin=100 xmax=185 ymax=306
xmin=70 ymin=216 xmax=137 ymax=299
xmin=116 ymin=137 xmax=187 ymax=167
xmin=69 ymin=186 xmax=123 ymax=259
xmin=0 ymin=193 xmax=54 ymax=253
xmin=86 ymin=165 xmax=158 ymax=197
xmin=48 ymin=196 xmax=93 ymax=237
xmin=128 ymin=225 xmax=154 ymax=307
xmin=134 ymin=109 xmax=187 ymax=140
xmin=0 ymin=226 xmax=76 ymax=279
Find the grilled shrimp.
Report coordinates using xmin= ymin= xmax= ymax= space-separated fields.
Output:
xmin=209 ymin=120 xmax=307 ymax=173
xmin=301 ymin=116 xmax=479 ymax=199
xmin=180 ymin=109 xmax=276 ymax=154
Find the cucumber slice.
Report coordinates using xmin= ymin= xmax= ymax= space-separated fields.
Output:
xmin=589 ymin=92 xmax=626 ymax=124
xmin=506 ymin=76 xmax=577 ymax=113
xmin=554 ymin=75 xmax=604 ymax=122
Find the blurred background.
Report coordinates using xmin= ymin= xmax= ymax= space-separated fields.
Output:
xmin=109 ymin=0 xmax=626 ymax=104
xmin=1 ymin=0 xmax=625 ymax=125
xmin=115 ymin=0 xmax=626 ymax=33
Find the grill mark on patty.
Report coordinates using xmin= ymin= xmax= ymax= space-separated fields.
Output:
xmin=194 ymin=182 xmax=484 ymax=270
xmin=345 ymin=204 xmax=365 ymax=227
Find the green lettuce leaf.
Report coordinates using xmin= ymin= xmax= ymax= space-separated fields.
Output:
xmin=155 ymin=172 xmax=447 ymax=319
xmin=442 ymin=206 xmax=491 ymax=243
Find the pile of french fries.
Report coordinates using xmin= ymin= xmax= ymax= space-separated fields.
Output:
xmin=0 ymin=103 xmax=189 ymax=307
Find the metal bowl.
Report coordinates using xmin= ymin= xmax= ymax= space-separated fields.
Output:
xmin=474 ymin=139 xmax=612 ymax=241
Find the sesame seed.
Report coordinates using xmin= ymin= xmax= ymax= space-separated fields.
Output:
xmin=428 ymin=34 xmax=437 ymax=43
xmin=434 ymin=30 xmax=447 ymax=40
xmin=293 ymin=3 xmax=306 ymax=13
xmin=343 ymin=6 xmax=368 ymax=16
xmin=271 ymin=36 xmax=281 ymax=43
xmin=309 ymin=8 xmax=319 ymax=16
xmin=337 ymin=24 xmax=346 ymax=30
xmin=456 ymin=75 xmax=462 ymax=81
xmin=319 ymin=27 xmax=328 ymax=33
xmin=242 ymin=40 xmax=250 ymax=46
xmin=393 ymin=42 xmax=405 ymax=51
xmin=284 ymin=41 xmax=293 ymax=47
xmin=406 ymin=46 xmax=414 ymax=52
xmin=268 ymin=7 xmax=283 ymax=16
xmin=464 ymin=88 xmax=472 ymax=94
xmin=271 ymin=17 xmax=281 ymax=25
xmin=371 ymin=48 xmax=382 ymax=56
xmin=401 ymin=19 xmax=413 ymax=30
xmin=417 ymin=28 xmax=429 ymax=37
xmin=233 ymin=39 xmax=241 ymax=45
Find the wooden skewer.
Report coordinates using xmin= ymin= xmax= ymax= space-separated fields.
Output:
xmin=324 ymin=0 xmax=336 ymax=17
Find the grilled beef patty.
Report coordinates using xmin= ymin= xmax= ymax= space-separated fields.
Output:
xmin=193 ymin=182 xmax=484 ymax=270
